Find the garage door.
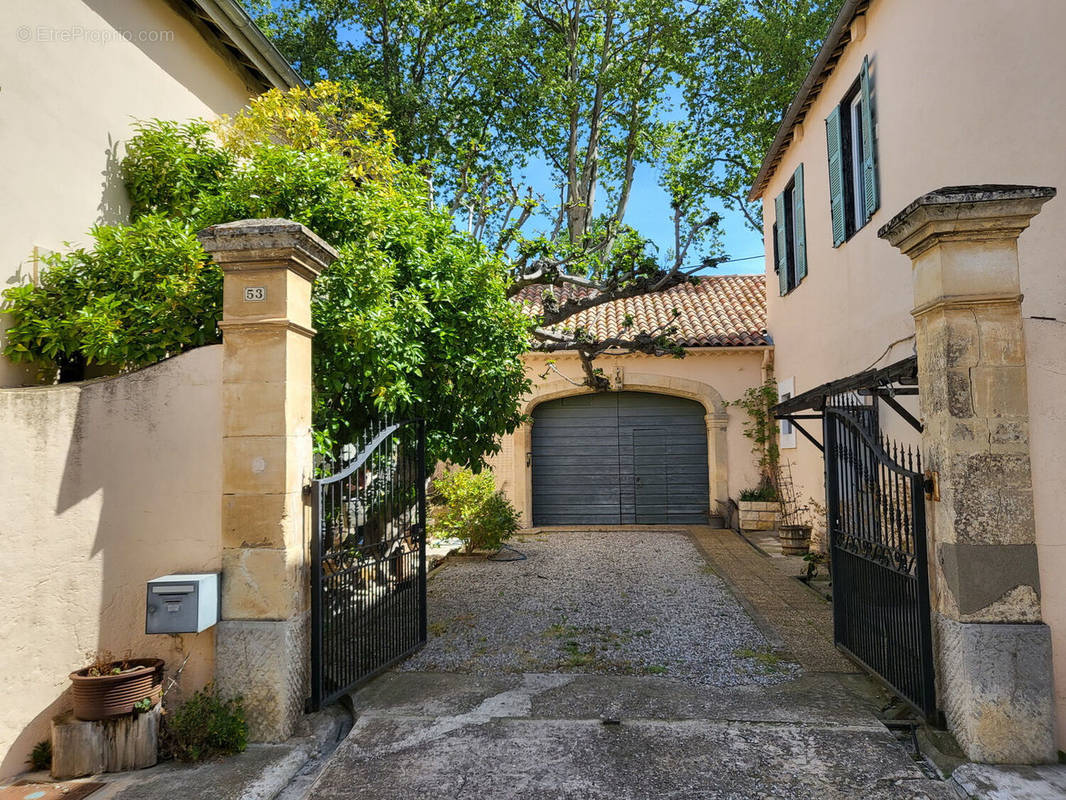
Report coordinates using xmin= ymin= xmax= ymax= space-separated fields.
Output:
xmin=531 ymin=392 xmax=709 ymax=525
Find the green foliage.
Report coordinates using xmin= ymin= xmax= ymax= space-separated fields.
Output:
xmin=27 ymin=740 xmax=51 ymax=771
xmin=738 ymin=486 xmax=778 ymax=502
xmin=3 ymin=216 xmax=220 ymax=380
xmin=2 ymin=83 xmax=530 ymax=466
xmin=803 ymin=550 xmax=827 ymax=581
xmin=729 ymin=376 xmax=780 ymax=486
xmin=164 ymin=685 xmax=247 ymax=763
xmin=250 ymin=0 xmax=836 ymax=251
xmin=686 ymin=0 xmax=839 ymax=228
xmin=122 ymin=120 xmax=232 ymax=222
xmin=429 ymin=468 xmax=521 ymax=552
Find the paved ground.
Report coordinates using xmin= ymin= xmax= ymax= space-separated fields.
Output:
xmin=309 ymin=528 xmax=961 ymax=799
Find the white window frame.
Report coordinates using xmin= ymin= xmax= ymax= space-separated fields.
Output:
xmin=779 ymin=376 xmax=797 ymax=450
xmin=849 ymin=92 xmax=866 ymax=231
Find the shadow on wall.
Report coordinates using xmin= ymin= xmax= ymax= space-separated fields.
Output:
xmin=97 ymin=133 xmax=128 ymax=227
xmin=0 ymin=346 xmax=223 ymax=778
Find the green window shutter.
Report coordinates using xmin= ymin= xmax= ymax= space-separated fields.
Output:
xmin=825 ymin=106 xmax=845 ymax=246
xmin=792 ymin=164 xmax=807 ymax=282
xmin=860 ymin=55 xmax=880 ymax=221
xmin=774 ymin=193 xmax=788 ymax=296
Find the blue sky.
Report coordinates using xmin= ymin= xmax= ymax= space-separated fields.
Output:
xmin=512 ymin=152 xmax=766 ymax=277
xmin=621 ymin=163 xmax=767 ymax=276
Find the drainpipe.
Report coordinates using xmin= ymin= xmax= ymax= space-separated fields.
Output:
xmin=761 ymin=347 xmax=774 ymax=383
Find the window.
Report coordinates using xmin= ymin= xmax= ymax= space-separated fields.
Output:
xmin=826 ymin=55 xmax=879 ymax=246
xmin=773 ymin=164 xmax=807 ymax=296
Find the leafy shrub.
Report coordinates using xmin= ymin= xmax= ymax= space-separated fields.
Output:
xmin=163 ymin=685 xmax=247 ymax=763
xmin=430 ymin=468 xmax=520 ymax=552
xmin=739 ymin=486 xmax=778 ymax=502
xmin=3 ymin=216 xmax=220 ymax=381
xmin=121 ymin=120 xmax=232 ymax=221
xmin=27 ymin=740 xmax=51 ymax=771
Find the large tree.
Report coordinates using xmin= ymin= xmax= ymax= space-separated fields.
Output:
xmin=251 ymin=0 xmax=837 ymax=386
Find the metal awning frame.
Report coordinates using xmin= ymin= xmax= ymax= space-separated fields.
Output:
xmin=772 ymin=356 xmax=921 ymax=452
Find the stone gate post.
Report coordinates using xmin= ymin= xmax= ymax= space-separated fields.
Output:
xmin=879 ymin=185 xmax=1057 ymax=763
xmin=198 ymin=219 xmax=338 ymax=740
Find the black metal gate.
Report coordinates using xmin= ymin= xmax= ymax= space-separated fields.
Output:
xmin=824 ymin=401 xmax=936 ymax=717
xmin=307 ymin=418 xmax=427 ymax=710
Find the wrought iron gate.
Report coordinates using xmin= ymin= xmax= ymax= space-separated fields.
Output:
xmin=307 ymin=418 xmax=427 ymax=710
xmin=824 ymin=401 xmax=936 ymax=717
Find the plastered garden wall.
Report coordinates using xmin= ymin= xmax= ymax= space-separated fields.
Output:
xmin=0 ymin=346 xmax=222 ymax=779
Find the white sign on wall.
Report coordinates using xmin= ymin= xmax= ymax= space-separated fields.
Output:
xmin=244 ymin=286 xmax=267 ymax=302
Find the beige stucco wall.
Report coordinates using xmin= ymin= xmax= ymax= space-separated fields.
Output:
xmin=0 ymin=0 xmax=258 ymax=387
xmin=488 ymin=348 xmax=770 ymax=526
xmin=0 ymin=346 xmax=222 ymax=778
xmin=760 ymin=0 xmax=1066 ymax=745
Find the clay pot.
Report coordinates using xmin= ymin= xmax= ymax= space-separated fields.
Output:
xmin=69 ymin=658 xmax=164 ymax=721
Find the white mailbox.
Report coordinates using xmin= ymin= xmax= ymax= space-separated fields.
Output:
xmin=146 ymin=573 xmax=219 ymax=634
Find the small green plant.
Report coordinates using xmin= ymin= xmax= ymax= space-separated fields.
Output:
xmin=429 ymin=468 xmax=520 ymax=552
xmin=803 ymin=551 xmax=828 ymax=581
xmin=738 ymin=486 xmax=778 ymax=502
xmin=82 ymin=649 xmax=136 ymax=677
xmin=133 ymin=696 xmax=155 ymax=714
xmin=163 ymin=685 xmax=247 ymax=763
xmin=734 ymin=647 xmax=786 ymax=673
xmin=27 ymin=739 xmax=51 ymax=771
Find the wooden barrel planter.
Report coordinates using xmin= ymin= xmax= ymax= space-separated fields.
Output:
xmin=69 ymin=659 xmax=164 ymax=721
xmin=779 ymin=524 xmax=812 ymax=556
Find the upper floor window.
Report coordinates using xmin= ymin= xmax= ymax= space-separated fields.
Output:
xmin=826 ymin=55 xmax=879 ymax=246
xmin=773 ymin=163 xmax=807 ymax=296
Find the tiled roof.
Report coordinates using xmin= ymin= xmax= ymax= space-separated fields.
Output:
xmin=515 ymin=274 xmax=770 ymax=348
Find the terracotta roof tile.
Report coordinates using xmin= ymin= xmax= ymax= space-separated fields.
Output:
xmin=515 ymin=274 xmax=770 ymax=348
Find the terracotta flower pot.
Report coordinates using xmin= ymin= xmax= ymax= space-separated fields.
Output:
xmin=69 ymin=658 xmax=164 ymax=721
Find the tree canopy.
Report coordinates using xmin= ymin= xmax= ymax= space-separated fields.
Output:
xmin=3 ymin=84 xmax=530 ymax=466
xmin=250 ymin=0 xmax=837 ymax=385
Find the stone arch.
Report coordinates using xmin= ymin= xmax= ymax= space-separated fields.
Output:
xmin=515 ymin=371 xmax=730 ymax=524
xmin=522 ymin=371 xmax=727 ymax=417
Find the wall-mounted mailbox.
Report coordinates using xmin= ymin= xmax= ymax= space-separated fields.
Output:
xmin=146 ymin=573 xmax=219 ymax=634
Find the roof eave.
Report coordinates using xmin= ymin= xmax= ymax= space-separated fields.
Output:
xmin=747 ymin=0 xmax=865 ymax=203
xmin=181 ymin=0 xmax=303 ymax=91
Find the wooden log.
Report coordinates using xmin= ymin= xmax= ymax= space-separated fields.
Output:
xmin=51 ymin=706 xmax=159 ymax=780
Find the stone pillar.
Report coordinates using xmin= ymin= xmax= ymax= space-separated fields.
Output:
xmin=705 ymin=412 xmax=730 ymax=514
xmin=879 ymin=185 xmax=1057 ymax=763
xmin=198 ymin=219 xmax=338 ymax=741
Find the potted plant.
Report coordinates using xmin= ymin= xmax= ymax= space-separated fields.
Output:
xmin=737 ymin=485 xmax=782 ymax=532
xmin=69 ymin=652 xmax=164 ymax=721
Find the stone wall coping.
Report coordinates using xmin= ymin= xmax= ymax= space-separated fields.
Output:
xmin=198 ymin=218 xmax=339 ymax=276
xmin=878 ymin=185 xmax=1056 ymax=257
xmin=738 ymin=500 xmax=782 ymax=511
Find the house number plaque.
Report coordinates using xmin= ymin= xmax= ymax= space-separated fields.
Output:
xmin=244 ymin=286 xmax=267 ymax=302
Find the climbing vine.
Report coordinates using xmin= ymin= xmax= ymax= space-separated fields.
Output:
xmin=729 ymin=376 xmax=780 ymax=490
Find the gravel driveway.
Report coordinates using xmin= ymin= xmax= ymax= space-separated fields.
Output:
xmin=400 ymin=528 xmax=798 ymax=686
